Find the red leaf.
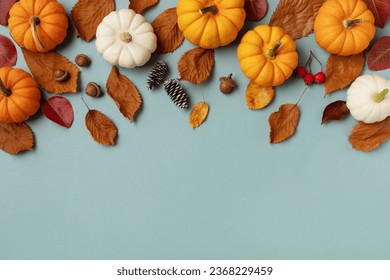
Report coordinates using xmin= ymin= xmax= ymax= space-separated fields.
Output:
xmin=0 ymin=34 xmax=17 ymax=67
xmin=0 ymin=0 xmax=16 ymax=26
xmin=245 ymin=0 xmax=268 ymax=21
xmin=321 ymin=100 xmax=349 ymax=124
xmin=41 ymin=96 xmax=74 ymax=128
xmin=367 ymin=36 xmax=390 ymax=71
xmin=362 ymin=0 xmax=390 ymax=28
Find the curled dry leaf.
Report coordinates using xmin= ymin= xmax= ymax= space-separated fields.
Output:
xmin=362 ymin=0 xmax=390 ymax=28
xmin=321 ymin=100 xmax=349 ymax=124
xmin=71 ymin=0 xmax=115 ymax=42
xmin=0 ymin=34 xmax=17 ymax=67
xmin=367 ymin=36 xmax=390 ymax=71
xmin=129 ymin=0 xmax=159 ymax=14
xmin=246 ymin=82 xmax=274 ymax=110
xmin=269 ymin=0 xmax=325 ymax=39
xmin=349 ymin=117 xmax=390 ymax=152
xmin=189 ymin=101 xmax=209 ymax=129
xmin=178 ymin=47 xmax=215 ymax=85
xmin=245 ymin=0 xmax=268 ymax=22
xmin=325 ymin=52 xmax=365 ymax=95
xmin=0 ymin=122 xmax=34 ymax=155
xmin=269 ymin=104 xmax=300 ymax=144
xmin=106 ymin=66 xmax=142 ymax=122
xmin=152 ymin=8 xmax=184 ymax=54
xmin=0 ymin=0 xmax=16 ymax=25
xmin=22 ymin=49 xmax=79 ymax=94
xmin=86 ymin=109 xmax=117 ymax=146
xmin=41 ymin=96 xmax=74 ymax=128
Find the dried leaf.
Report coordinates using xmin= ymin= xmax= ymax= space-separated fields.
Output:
xmin=86 ymin=109 xmax=117 ymax=146
xmin=129 ymin=0 xmax=159 ymax=14
xmin=245 ymin=0 xmax=268 ymax=21
xmin=0 ymin=122 xmax=33 ymax=155
xmin=362 ymin=0 xmax=390 ymax=28
xmin=41 ymin=96 xmax=74 ymax=128
xmin=246 ymin=82 xmax=274 ymax=110
xmin=0 ymin=34 xmax=17 ymax=67
xmin=189 ymin=101 xmax=209 ymax=129
xmin=367 ymin=36 xmax=390 ymax=71
xmin=321 ymin=100 xmax=349 ymax=124
xmin=269 ymin=104 xmax=300 ymax=144
xmin=0 ymin=0 xmax=16 ymax=25
xmin=106 ymin=66 xmax=142 ymax=122
xmin=152 ymin=8 xmax=184 ymax=54
xmin=269 ymin=0 xmax=325 ymax=39
xmin=325 ymin=52 xmax=365 ymax=95
xmin=71 ymin=0 xmax=115 ymax=42
xmin=178 ymin=47 xmax=214 ymax=85
xmin=349 ymin=117 xmax=390 ymax=152
xmin=22 ymin=49 xmax=79 ymax=94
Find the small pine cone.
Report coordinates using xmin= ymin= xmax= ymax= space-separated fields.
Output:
xmin=164 ymin=79 xmax=189 ymax=109
xmin=146 ymin=61 xmax=168 ymax=90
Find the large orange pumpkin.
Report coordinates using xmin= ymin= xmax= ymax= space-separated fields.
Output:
xmin=0 ymin=67 xmax=41 ymax=123
xmin=8 ymin=0 xmax=68 ymax=53
xmin=176 ymin=0 xmax=246 ymax=49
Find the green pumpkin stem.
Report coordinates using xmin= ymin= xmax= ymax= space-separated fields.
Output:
xmin=30 ymin=16 xmax=45 ymax=50
xmin=266 ymin=40 xmax=282 ymax=60
xmin=0 ymin=78 xmax=11 ymax=97
xmin=199 ymin=5 xmax=218 ymax=15
xmin=119 ymin=32 xmax=132 ymax=43
xmin=343 ymin=18 xmax=363 ymax=29
xmin=373 ymin=89 xmax=389 ymax=103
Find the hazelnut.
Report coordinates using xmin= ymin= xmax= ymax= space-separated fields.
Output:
xmin=53 ymin=69 xmax=69 ymax=82
xmin=75 ymin=54 xmax=91 ymax=67
xmin=85 ymin=82 xmax=101 ymax=97
xmin=219 ymin=74 xmax=236 ymax=94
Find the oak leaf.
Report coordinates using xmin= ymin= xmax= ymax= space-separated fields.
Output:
xmin=0 ymin=34 xmax=17 ymax=67
xmin=324 ymin=52 xmax=365 ymax=95
xmin=129 ymin=0 xmax=159 ymax=14
xmin=189 ymin=101 xmax=209 ymax=129
xmin=269 ymin=0 xmax=325 ymax=39
xmin=246 ymin=82 xmax=274 ymax=110
xmin=349 ymin=117 xmax=390 ymax=152
xmin=269 ymin=104 xmax=300 ymax=144
xmin=22 ymin=49 xmax=79 ymax=94
xmin=178 ymin=47 xmax=215 ymax=85
xmin=152 ymin=8 xmax=184 ymax=54
xmin=106 ymin=66 xmax=142 ymax=122
xmin=86 ymin=109 xmax=117 ymax=146
xmin=71 ymin=0 xmax=115 ymax=42
xmin=245 ymin=0 xmax=268 ymax=22
xmin=41 ymin=96 xmax=74 ymax=128
xmin=0 ymin=122 xmax=34 ymax=155
xmin=362 ymin=0 xmax=390 ymax=28
xmin=0 ymin=0 xmax=16 ymax=25
xmin=367 ymin=36 xmax=390 ymax=71
xmin=321 ymin=100 xmax=349 ymax=124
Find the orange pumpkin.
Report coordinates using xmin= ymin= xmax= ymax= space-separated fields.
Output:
xmin=176 ymin=0 xmax=246 ymax=49
xmin=0 ymin=67 xmax=41 ymax=123
xmin=8 ymin=0 xmax=68 ymax=53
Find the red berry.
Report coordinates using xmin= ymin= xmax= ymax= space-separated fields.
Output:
xmin=295 ymin=66 xmax=307 ymax=78
xmin=303 ymin=73 xmax=314 ymax=85
xmin=314 ymin=72 xmax=326 ymax=83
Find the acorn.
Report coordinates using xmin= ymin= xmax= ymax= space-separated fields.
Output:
xmin=53 ymin=69 xmax=69 ymax=82
xmin=75 ymin=54 xmax=91 ymax=67
xmin=85 ymin=82 xmax=101 ymax=97
xmin=219 ymin=74 xmax=236 ymax=94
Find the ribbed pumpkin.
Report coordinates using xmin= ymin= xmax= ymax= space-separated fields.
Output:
xmin=176 ymin=0 xmax=246 ymax=49
xmin=237 ymin=25 xmax=298 ymax=87
xmin=0 ymin=67 xmax=41 ymax=123
xmin=8 ymin=0 xmax=68 ymax=53
xmin=314 ymin=0 xmax=375 ymax=56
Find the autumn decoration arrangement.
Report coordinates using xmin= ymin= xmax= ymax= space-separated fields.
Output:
xmin=0 ymin=0 xmax=390 ymax=155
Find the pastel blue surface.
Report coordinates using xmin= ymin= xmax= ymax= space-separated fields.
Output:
xmin=1 ymin=0 xmax=390 ymax=260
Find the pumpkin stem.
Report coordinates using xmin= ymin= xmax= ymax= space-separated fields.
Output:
xmin=266 ymin=40 xmax=282 ymax=60
xmin=199 ymin=5 xmax=218 ymax=15
xmin=373 ymin=89 xmax=389 ymax=103
xmin=119 ymin=32 xmax=132 ymax=43
xmin=30 ymin=16 xmax=45 ymax=50
xmin=0 ymin=78 xmax=11 ymax=97
xmin=343 ymin=18 xmax=363 ymax=29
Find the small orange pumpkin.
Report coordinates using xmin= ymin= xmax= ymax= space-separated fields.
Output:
xmin=8 ymin=0 xmax=68 ymax=53
xmin=314 ymin=0 xmax=375 ymax=56
xmin=0 ymin=67 xmax=41 ymax=123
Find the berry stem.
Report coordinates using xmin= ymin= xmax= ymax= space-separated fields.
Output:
xmin=310 ymin=50 xmax=323 ymax=71
xmin=0 ymin=78 xmax=11 ymax=97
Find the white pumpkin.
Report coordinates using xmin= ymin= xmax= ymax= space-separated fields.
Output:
xmin=96 ymin=9 xmax=157 ymax=68
xmin=347 ymin=75 xmax=390 ymax=123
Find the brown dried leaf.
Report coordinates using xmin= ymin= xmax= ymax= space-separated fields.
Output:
xmin=86 ymin=109 xmax=117 ymax=146
xmin=325 ymin=52 xmax=365 ymax=95
xmin=22 ymin=49 xmax=79 ymax=94
xmin=269 ymin=0 xmax=325 ymax=39
xmin=349 ymin=117 xmax=390 ymax=152
xmin=189 ymin=101 xmax=209 ymax=129
xmin=178 ymin=47 xmax=214 ymax=85
xmin=152 ymin=8 xmax=184 ymax=54
xmin=0 ymin=122 xmax=34 ymax=155
xmin=246 ymin=82 xmax=274 ymax=110
xmin=71 ymin=0 xmax=115 ymax=42
xmin=129 ymin=0 xmax=159 ymax=14
xmin=322 ymin=100 xmax=349 ymax=124
xmin=106 ymin=66 xmax=142 ymax=122
xmin=269 ymin=104 xmax=300 ymax=144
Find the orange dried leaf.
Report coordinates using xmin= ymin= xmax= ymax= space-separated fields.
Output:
xmin=22 ymin=49 xmax=79 ymax=94
xmin=269 ymin=104 xmax=300 ymax=144
xmin=189 ymin=101 xmax=209 ymax=129
xmin=246 ymin=82 xmax=274 ymax=110
xmin=86 ymin=109 xmax=117 ymax=146
xmin=0 ymin=122 xmax=34 ymax=155
xmin=349 ymin=117 xmax=390 ymax=152
xmin=129 ymin=0 xmax=159 ymax=14
xmin=71 ymin=0 xmax=115 ymax=42
xmin=178 ymin=47 xmax=215 ymax=85
xmin=152 ymin=8 xmax=184 ymax=54
xmin=106 ymin=66 xmax=142 ymax=123
xmin=325 ymin=52 xmax=365 ymax=95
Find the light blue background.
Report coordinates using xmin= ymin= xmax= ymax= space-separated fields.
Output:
xmin=1 ymin=0 xmax=390 ymax=260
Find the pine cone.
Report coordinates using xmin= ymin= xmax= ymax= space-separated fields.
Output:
xmin=163 ymin=79 xmax=189 ymax=109
xmin=146 ymin=61 xmax=168 ymax=90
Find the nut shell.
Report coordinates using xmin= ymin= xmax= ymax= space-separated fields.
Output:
xmin=54 ymin=69 xmax=69 ymax=82
xmin=219 ymin=74 xmax=236 ymax=94
xmin=85 ymin=82 xmax=101 ymax=97
xmin=75 ymin=54 xmax=91 ymax=67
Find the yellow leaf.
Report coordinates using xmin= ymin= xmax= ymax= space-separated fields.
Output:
xmin=189 ymin=101 xmax=209 ymax=129
xmin=246 ymin=82 xmax=274 ymax=110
